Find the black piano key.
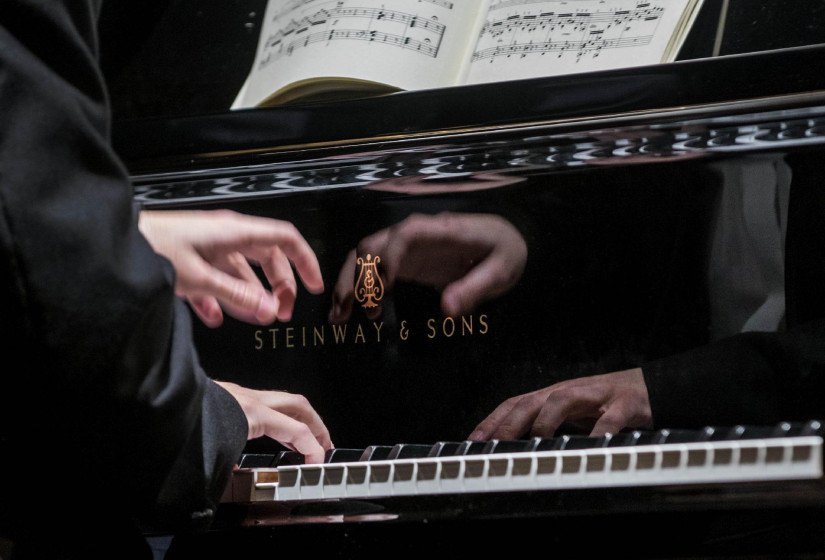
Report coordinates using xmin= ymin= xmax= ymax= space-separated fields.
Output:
xmin=696 ymin=426 xmax=718 ymax=441
xmin=658 ymin=429 xmax=704 ymax=443
xmin=359 ymin=445 xmax=393 ymax=461
xmin=706 ymin=426 xmax=739 ymax=441
xmin=770 ymin=420 xmax=823 ymax=437
xmin=455 ymin=441 xmax=487 ymax=455
xmin=798 ymin=419 xmax=824 ymax=436
xmin=771 ymin=421 xmax=799 ymax=436
xmin=531 ymin=434 xmax=612 ymax=450
xmin=531 ymin=437 xmax=563 ymax=451
xmin=704 ymin=424 xmax=783 ymax=441
xmin=607 ymin=431 xmax=656 ymax=447
xmin=638 ymin=430 xmax=671 ymax=445
xmin=559 ymin=435 xmax=612 ymax=449
xmin=386 ymin=444 xmax=433 ymax=460
xmin=729 ymin=425 xmax=779 ymax=440
xmin=481 ymin=440 xmax=532 ymax=454
xmin=325 ymin=448 xmax=365 ymax=463
xmin=237 ymin=453 xmax=276 ymax=468
xmin=524 ymin=437 xmax=544 ymax=451
xmin=428 ymin=441 xmax=462 ymax=457
xmin=606 ymin=432 xmax=638 ymax=447
xmin=274 ymin=450 xmax=305 ymax=466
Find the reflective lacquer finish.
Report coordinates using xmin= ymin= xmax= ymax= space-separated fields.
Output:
xmin=119 ymin=45 xmax=825 ymax=559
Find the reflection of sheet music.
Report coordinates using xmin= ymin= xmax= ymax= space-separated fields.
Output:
xmin=463 ymin=0 xmax=695 ymax=84
xmin=260 ymin=1 xmax=451 ymax=67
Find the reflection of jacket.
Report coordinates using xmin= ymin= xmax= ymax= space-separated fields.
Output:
xmin=0 ymin=2 xmax=246 ymax=556
xmin=643 ymin=154 xmax=825 ymax=428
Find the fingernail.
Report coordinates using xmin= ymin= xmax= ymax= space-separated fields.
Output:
xmin=256 ymin=294 xmax=278 ymax=321
xmin=468 ymin=430 xmax=485 ymax=441
xmin=442 ymin=289 xmax=461 ymax=317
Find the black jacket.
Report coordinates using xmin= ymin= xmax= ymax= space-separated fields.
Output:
xmin=643 ymin=154 xmax=825 ymax=429
xmin=0 ymin=2 xmax=246 ymax=557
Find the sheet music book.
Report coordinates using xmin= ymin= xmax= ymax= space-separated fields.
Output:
xmin=232 ymin=0 xmax=705 ymax=108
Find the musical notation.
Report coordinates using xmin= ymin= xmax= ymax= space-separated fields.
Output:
xmin=473 ymin=35 xmax=652 ymax=61
xmin=260 ymin=4 xmax=446 ymax=66
xmin=472 ymin=1 xmax=665 ymax=63
xmin=421 ymin=0 xmax=454 ymax=9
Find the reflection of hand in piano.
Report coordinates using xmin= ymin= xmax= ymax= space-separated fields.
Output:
xmin=469 ymin=367 xmax=651 ymax=441
xmin=329 ymin=212 xmax=527 ymax=322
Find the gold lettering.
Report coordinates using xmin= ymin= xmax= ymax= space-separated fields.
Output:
xmin=332 ymin=324 xmax=347 ymax=343
xmin=251 ymin=313 xmax=492 ymax=350
xmin=442 ymin=317 xmax=455 ymax=337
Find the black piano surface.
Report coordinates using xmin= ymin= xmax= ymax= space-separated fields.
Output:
xmin=105 ymin=2 xmax=825 ymax=557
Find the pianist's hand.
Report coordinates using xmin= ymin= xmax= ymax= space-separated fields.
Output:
xmin=215 ymin=381 xmax=332 ymax=464
xmin=329 ymin=212 xmax=527 ymax=322
xmin=139 ymin=209 xmax=324 ymax=327
xmin=468 ymin=368 xmax=653 ymax=440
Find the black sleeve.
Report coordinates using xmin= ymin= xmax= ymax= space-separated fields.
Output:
xmin=642 ymin=155 xmax=825 ymax=430
xmin=642 ymin=319 xmax=825 ymax=429
xmin=0 ymin=0 xmax=246 ymax=537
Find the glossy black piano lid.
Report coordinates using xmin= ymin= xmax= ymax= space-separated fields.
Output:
xmin=113 ymin=44 xmax=825 ymax=171
xmin=126 ymin=98 xmax=825 ymax=451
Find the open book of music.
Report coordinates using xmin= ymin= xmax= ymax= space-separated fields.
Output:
xmin=232 ymin=0 xmax=705 ymax=108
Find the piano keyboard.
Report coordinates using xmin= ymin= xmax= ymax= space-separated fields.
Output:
xmin=223 ymin=421 xmax=824 ymax=503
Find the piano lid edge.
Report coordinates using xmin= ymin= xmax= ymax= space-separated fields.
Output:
xmin=125 ymin=89 xmax=825 ymax=179
xmin=114 ymin=45 xmax=825 ymax=174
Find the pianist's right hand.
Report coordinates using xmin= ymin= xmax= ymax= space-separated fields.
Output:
xmin=139 ymin=209 xmax=324 ymax=328
xmin=215 ymin=381 xmax=333 ymax=464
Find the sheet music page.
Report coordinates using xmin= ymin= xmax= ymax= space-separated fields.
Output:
xmin=233 ymin=0 xmax=487 ymax=108
xmin=460 ymin=0 xmax=694 ymax=85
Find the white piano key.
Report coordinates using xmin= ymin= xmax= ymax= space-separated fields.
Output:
xmin=256 ymin=436 xmax=822 ymax=502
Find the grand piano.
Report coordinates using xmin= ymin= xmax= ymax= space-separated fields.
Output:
xmin=104 ymin=1 xmax=825 ymax=557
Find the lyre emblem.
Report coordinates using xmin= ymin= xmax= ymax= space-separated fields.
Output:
xmin=355 ymin=254 xmax=384 ymax=308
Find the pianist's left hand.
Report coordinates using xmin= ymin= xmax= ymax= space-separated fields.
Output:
xmin=215 ymin=380 xmax=333 ymax=464
xmin=139 ymin=209 xmax=324 ymax=327
xmin=469 ymin=367 xmax=653 ymax=440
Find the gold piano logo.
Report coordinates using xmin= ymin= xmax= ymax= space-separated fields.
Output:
xmin=253 ymin=254 xmax=491 ymax=351
xmin=355 ymin=254 xmax=384 ymax=309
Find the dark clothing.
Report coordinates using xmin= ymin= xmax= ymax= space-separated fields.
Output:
xmin=0 ymin=2 xmax=246 ymax=558
xmin=643 ymin=154 xmax=825 ymax=429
